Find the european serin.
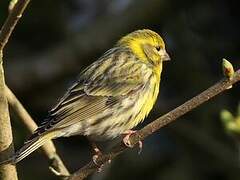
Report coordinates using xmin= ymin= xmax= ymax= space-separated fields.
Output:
xmin=0 ymin=29 xmax=170 ymax=164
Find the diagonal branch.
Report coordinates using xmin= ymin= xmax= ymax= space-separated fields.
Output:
xmin=68 ymin=68 xmax=240 ymax=180
xmin=0 ymin=0 xmax=30 ymax=51
xmin=0 ymin=0 xmax=70 ymax=177
xmin=5 ymin=86 xmax=70 ymax=178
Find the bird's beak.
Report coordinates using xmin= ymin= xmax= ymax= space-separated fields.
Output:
xmin=159 ymin=49 xmax=171 ymax=61
xmin=162 ymin=51 xmax=171 ymax=61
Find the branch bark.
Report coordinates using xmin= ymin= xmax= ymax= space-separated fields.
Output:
xmin=5 ymin=86 xmax=70 ymax=178
xmin=0 ymin=0 xmax=30 ymax=50
xmin=68 ymin=68 xmax=240 ymax=180
xmin=0 ymin=53 xmax=18 ymax=180
xmin=0 ymin=0 xmax=30 ymax=179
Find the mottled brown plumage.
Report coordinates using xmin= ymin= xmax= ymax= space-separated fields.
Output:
xmin=0 ymin=29 xmax=170 ymax=165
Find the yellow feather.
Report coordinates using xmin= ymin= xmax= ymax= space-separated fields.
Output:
xmin=0 ymin=29 xmax=170 ymax=164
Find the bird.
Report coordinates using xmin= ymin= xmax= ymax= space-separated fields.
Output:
xmin=0 ymin=29 xmax=170 ymax=165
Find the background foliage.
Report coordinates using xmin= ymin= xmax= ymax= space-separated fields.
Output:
xmin=1 ymin=0 xmax=240 ymax=179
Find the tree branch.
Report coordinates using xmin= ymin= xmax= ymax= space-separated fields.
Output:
xmin=0 ymin=0 xmax=30 ymax=51
xmin=0 ymin=0 xmax=30 ymax=179
xmin=0 ymin=56 xmax=18 ymax=180
xmin=68 ymin=68 xmax=240 ymax=180
xmin=5 ymin=86 xmax=70 ymax=178
xmin=0 ymin=1 xmax=70 ymax=177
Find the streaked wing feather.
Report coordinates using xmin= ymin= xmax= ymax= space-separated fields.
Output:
xmin=33 ymin=48 xmax=151 ymax=135
xmin=53 ymin=96 xmax=119 ymax=128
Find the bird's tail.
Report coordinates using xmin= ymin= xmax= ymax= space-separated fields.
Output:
xmin=0 ymin=131 xmax=56 ymax=165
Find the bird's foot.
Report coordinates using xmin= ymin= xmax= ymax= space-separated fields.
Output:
xmin=91 ymin=144 xmax=104 ymax=172
xmin=122 ymin=130 xmax=143 ymax=154
xmin=91 ymin=142 xmax=111 ymax=172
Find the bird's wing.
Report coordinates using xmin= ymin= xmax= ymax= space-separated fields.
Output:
xmin=32 ymin=49 xmax=152 ymax=136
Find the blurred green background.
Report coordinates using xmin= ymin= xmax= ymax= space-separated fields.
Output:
xmin=1 ymin=0 xmax=240 ymax=179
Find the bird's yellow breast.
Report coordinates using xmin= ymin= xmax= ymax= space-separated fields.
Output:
xmin=126 ymin=64 xmax=162 ymax=129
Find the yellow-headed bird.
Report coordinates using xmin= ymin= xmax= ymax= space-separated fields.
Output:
xmin=0 ymin=29 xmax=170 ymax=164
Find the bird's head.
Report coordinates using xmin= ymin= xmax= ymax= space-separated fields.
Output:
xmin=117 ymin=29 xmax=170 ymax=66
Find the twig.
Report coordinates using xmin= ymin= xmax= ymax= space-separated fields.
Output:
xmin=68 ymin=68 xmax=240 ymax=180
xmin=0 ymin=0 xmax=30 ymax=179
xmin=5 ymin=86 xmax=70 ymax=178
xmin=1 ymin=0 xmax=70 ymax=177
xmin=0 ymin=0 xmax=30 ymax=51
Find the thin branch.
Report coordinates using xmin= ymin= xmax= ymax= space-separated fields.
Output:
xmin=68 ymin=68 xmax=240 ymax=180
xmin=0 ymin=0 xmax=70 ymax=178
xmin=0 ymin=0 xmax=30 ymax=179
xmin=5 ymin=86 xmax=70 ymax=178
xmin=0 ymin=0 xmax=30 ymax=51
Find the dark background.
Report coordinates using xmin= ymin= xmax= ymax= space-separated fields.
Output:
xmin=1 ymin=0 xmax=240 ymax=179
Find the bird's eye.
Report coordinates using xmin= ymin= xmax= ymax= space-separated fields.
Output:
xmin=155 ymin=46 xmax=161 ymax=51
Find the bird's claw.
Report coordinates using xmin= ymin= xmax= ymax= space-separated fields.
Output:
xmin=91 ymin=146 xmax=104 ymax=172
xmin=92 ymin=154 xmax=104 ymax=172
xmin=122 ymin=130 xmax=143 ymax=154
xmin=91 ymin=143 xmax=111 ymax=172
